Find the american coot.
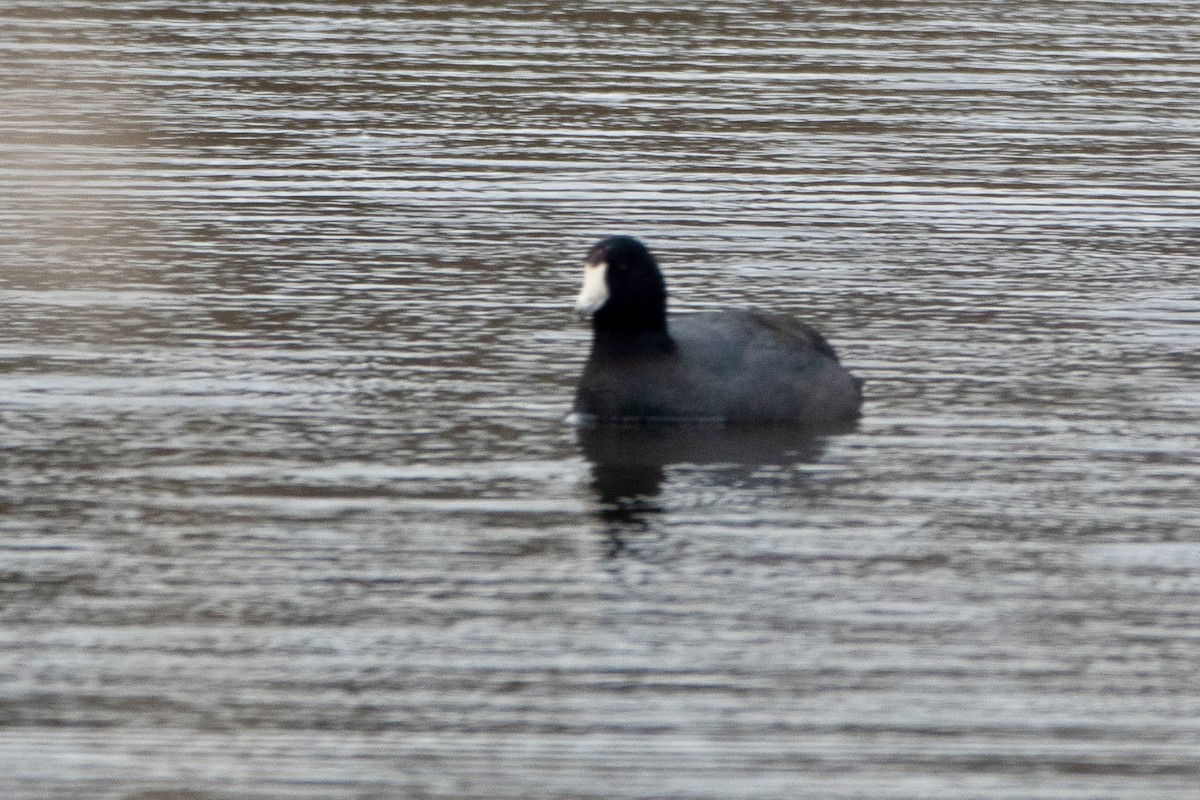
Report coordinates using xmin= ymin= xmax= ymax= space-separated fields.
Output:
xmin=572 ymin=236 xmax=863 ymax=425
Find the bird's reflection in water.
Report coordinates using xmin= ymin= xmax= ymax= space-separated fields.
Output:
xmin=577 ymin=422 xmax=854 ymax=560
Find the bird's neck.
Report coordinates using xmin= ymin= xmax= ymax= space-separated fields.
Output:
xmin=590 ymin=325 xmax=677 ymax=362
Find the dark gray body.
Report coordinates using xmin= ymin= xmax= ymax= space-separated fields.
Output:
xmin=575 ymin=309 xmax=863 ymax=425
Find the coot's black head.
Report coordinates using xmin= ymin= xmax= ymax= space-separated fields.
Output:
xmin=574 ymin=236 xmax=668 ymax=334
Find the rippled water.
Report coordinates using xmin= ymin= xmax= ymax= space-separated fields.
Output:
xmin=3 ymin=2 xmax=1200 ymax=798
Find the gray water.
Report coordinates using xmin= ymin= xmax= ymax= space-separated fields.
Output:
xmin=3 ymin=2 xmax=1200 ymax=799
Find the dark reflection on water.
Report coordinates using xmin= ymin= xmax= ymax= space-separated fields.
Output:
xmin=581 ymin=424 xmax=844 ymax=558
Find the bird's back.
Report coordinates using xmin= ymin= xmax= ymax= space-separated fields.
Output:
xmin=668 ymin=310 xmax=862 ymax=424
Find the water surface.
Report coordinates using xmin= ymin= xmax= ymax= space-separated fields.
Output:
xmin=2 ymin=2 xmax=1199 ymax=798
